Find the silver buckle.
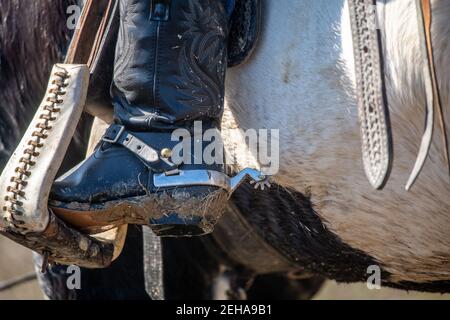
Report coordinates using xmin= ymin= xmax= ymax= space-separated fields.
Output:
xmin=102 ymin=125 xmax=125 ymax=144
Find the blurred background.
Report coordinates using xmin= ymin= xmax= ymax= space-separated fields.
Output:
xmin=1 ymin=236 xmax=448 ymax=300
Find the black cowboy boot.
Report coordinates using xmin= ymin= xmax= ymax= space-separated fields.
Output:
xmin=49 ymin=0 xmax=231 ymax=237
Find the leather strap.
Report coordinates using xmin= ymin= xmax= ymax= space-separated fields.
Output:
xmin=143 ymin=226 xmax=165 ymax=300
xmin=65 ymin=0 xmax=114 ymax=66
xmin=65 ymin=0 xmax=119 ymax=124
xmin=406 ymin=0 xmax=449 ymax=190
xmin=348 ymin=0 xmax=392 ymax=190
xmin=103 ymin=124 xmax=160 ymax=164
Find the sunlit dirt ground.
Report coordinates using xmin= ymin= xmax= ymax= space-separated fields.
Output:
xmin=0 ymin=236 xmax=448 ymax=300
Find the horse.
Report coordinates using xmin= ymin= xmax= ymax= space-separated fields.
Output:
xmin=220 ymin=0 xmax=450 ymax=289
xmin=1 ymin=0 xmax=449 ymax=298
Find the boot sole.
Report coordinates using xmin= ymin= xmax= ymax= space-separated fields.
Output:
xmin=49 ymin=187 xmax=228 ymax=237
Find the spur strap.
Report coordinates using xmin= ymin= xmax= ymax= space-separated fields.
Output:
xmin=348 ymin=0 xmax=393 ymax=190
xmin=406 ymin=0 xmax=448 ymax=190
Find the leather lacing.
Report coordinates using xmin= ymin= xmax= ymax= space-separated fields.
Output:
xmin=2 ymin=70 xmax=69 ymax=229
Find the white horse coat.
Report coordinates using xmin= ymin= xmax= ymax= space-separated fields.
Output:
xmin=222 ymin=0 xmax=450 ymax=283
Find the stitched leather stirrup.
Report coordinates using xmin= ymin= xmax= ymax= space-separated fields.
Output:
xmin=0 ymin=65 xmax=115 ymax=268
